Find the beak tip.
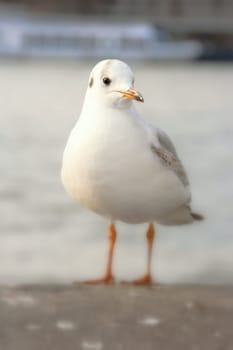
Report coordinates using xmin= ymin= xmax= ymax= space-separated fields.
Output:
xmin=138 ymin=96 xmax=144 ymax=103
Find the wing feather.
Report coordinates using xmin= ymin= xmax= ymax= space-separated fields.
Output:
xmin=151 ymin=128 xmax=189 ymax=187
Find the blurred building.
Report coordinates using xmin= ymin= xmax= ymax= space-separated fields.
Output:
xmin=1 ymin=0 xmax=233 ymax=34
xmin=0 ymin=0 xmax=233 ymax=58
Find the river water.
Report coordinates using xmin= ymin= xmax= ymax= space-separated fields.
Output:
xmin=0 ymin=60 xmax=232 ymax=285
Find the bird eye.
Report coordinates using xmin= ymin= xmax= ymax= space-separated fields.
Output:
xmin=102 ymin=77 xmax=111 ymax=86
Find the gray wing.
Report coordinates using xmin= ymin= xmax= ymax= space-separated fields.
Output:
xmin=151 ymin=128 xmax=189 ymax=187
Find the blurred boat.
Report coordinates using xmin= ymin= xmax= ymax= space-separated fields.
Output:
xmin=0 ymin=13 xmax=203 ymax=60
xmin=198 ymin=47 xmax=233 ymax=61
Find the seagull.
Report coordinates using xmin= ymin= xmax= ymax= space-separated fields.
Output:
xmin=61 ymin=59 xmax=203 ymax=285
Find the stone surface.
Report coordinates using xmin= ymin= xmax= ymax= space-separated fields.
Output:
xmin=0 ymin=285 xmax=233 ymax=350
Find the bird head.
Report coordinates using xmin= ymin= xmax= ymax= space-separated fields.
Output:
xmin=86 ymin=59 xmax=144 ymax=109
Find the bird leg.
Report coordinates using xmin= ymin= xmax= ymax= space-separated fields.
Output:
xmin=122 ymin=223 xmax=155 ymax=285
xmin=84 ymin=223 xmax=117 ymax=285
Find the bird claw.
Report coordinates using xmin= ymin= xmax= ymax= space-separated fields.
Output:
xmin=77 ymin=274 xmax=115 ymax=285
xmin=121 ymin=274 xmax=155 ymax=286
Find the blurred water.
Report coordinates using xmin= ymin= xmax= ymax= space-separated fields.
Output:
xmin=0 ymin=60 xmax=233 ymax=285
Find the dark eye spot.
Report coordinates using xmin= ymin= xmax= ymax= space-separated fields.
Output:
xmin=102 ymin=77 xmax=111 ymax=86
xmin=89 ymin=77 xmax=93 ymax=88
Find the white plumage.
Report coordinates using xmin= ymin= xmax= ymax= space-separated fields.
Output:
xmin=62 ymin=59 xmax=199 ymax=225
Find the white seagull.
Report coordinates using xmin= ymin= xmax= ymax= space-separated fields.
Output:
xmin=61 ymin=59 xmax=203 ymax=285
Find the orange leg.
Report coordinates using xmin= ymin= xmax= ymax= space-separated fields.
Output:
xmin=84 ymin=223 xmax=117 ymax=285
xmin=122 ymin=223 xmax=155 ymax=285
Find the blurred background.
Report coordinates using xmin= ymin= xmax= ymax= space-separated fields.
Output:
xmin=0 ymin=0 xmax=233 ymax=285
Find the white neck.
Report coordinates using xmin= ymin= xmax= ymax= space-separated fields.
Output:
xmin=79 ymin=91 xmax=137 ymax=125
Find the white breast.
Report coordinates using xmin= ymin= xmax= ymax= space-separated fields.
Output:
xmin=61 ymin=106 xmax=190 ymax=224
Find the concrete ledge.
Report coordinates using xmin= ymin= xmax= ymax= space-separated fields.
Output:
xmin=0 ymin=285 xmax=233 ymax=350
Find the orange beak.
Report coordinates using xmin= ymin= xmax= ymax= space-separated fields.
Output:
xmin=117 ymin=88 xmax=144 ymax=102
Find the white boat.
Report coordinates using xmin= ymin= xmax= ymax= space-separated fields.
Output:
xmin=0 ymin=13 xmax=203 ymax=60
